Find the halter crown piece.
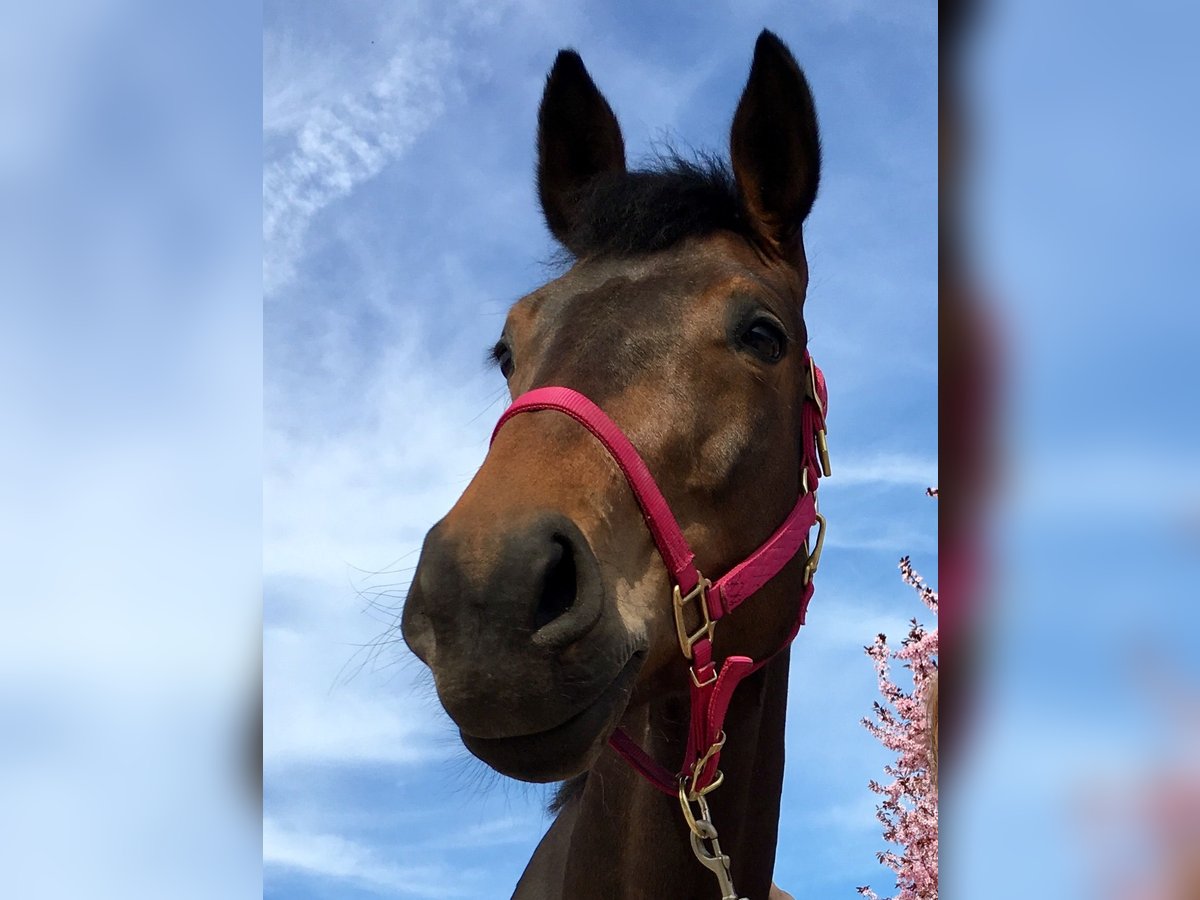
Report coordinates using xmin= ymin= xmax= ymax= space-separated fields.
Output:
xmin=491 ymin=353 xmax=830 ymax=900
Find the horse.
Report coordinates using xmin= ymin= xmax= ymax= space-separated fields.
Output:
xmin=401 ymin=30 xmax=829 ymax=899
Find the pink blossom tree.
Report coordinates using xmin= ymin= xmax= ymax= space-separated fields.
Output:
xmin=857 ymin=552 xmax=939 ymax=900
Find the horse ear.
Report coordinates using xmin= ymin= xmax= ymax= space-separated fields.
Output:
xmin=537 ymin=50 xmax=626 ymax=250
xmin=730 ymin=31 xmax=821 ymax=262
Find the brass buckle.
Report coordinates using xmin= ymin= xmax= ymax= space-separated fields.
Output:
xmin=673 ymin=576 xmax=714 ymax=660
xmin=686 ymin=731 xmax=726 ymax=797
xmin=806 ymin=358 xmax=832 ymax=478
xmin=816 ymin=428 xmax=832 ymax=478
xmin=803 ymin=512 xmax=827 ymax=584
xmin=806 ymin=356 xmax=825 ymax=418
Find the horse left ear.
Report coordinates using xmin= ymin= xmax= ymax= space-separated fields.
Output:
xmin=537 ymin=50 xmax=627 ymax=252
xmin=730 ymin=31 xmax=821 ymax=263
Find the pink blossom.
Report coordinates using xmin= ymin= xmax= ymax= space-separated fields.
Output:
xmin=858 ymin=551 xmax=939 ymax=900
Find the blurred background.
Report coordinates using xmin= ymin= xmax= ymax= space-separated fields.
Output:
xmin=0 ymin=0 xmax=262 ymax=898
xmin=945 ymin=0 xmax=1200 ymax=896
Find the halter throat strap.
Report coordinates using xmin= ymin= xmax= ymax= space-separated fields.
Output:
xmin=490 ymin=353 xmax=829 ymax=798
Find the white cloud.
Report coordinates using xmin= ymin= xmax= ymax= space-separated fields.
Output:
xmin=263 ymin=38 xmax=455 ymax=297
xmin=803 ymin=595 xmax=922 ymax=650
xmin=265 ymin=816 xmax=481 ymax=897
xmin=423 ymin=816 xmax=540 ymax=850
xmin=824 ymin=525 xmax=936 ymax=555
xmin=825 ymin=452 xmax=938 ymax=488
xmin=263 ymin=327 xmax=506 ymax=770
xmin=264 ymin=336 xmax=498 ymax=584
xmin=263 ymin=621 xmax=450 ymax=769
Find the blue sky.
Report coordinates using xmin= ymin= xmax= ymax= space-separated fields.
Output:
xmin=263 ymin=2 xmax=937 ymax=897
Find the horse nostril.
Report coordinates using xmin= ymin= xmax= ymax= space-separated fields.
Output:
xmin=534 ymin=536 xmax=577 ymax=629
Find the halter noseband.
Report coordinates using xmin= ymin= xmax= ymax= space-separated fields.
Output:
xmin=490 ymin=353 xmax=829 ymax=895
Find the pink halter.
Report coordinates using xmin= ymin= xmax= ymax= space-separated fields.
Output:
xmin=491 ymin=353 xmax=830 ymax=800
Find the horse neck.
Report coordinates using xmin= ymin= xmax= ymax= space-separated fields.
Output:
xmin=564 ymin=650 xmax=791 ymax=899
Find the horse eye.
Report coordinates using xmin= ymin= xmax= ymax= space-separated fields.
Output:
xmin=740 ymin=320 xmax=787 ymax=363
xmin=493 ymin=341 xmax=515 ymax=379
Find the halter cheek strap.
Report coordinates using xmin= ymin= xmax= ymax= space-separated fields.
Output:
xmin=491 ymin=387 xmax=702 ymax=596
xmin=490 ymin=354 xmax=830 ymax=801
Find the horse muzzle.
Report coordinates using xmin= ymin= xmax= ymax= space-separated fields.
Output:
xmin=401 ymin=510 xmax=645 ymax=781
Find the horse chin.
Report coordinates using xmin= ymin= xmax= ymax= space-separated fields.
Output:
xmin=459 ymin=649 xmax=644 ymax=783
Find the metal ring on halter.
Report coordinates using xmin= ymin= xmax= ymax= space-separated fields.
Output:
xmin=678 ymin=781 xmax=714 ymax=837
xmin=802 ymin=512 xmax=827 ymax=585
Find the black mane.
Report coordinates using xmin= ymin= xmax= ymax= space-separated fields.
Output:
xmin=559 ymin=152 xmax=751 ymax=259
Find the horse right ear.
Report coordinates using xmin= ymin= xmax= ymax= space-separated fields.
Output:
xmin=537 ymin=50 xmax=626 ymax=251
xmin=729 ymin=31 xmax=821 ymax=263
